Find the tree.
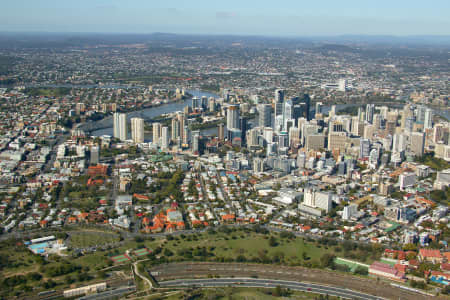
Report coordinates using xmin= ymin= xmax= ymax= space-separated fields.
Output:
xmin=320 ymin=253 xmax=336 ymax=269
xmin=268 ymin=236 xmax=278 ymax=247
xmin=354 ymin=266 xmax=368 ymax=275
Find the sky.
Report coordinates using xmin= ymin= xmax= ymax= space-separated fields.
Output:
xmin=1 ymin=0 xmax=449 ymax=36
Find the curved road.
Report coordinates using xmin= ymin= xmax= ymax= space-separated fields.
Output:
xmin=159 ymin=278 xmax=383 ymax=300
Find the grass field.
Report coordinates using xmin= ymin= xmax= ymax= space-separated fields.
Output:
xmin=69 ymin=232 xmax=120 ymax=248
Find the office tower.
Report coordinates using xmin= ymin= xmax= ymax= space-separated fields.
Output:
xmin=369 ymin=149 xmax=379 ymax=169
xmin=113 ymin=112 xmax=127 ymax=141
xmin=253 ymin=157 xmax=265 ymax=174
xmin=328 ymin=132 xmax=348 ymax=152
xmin=283 ymin=99 xmax=293 ymax=121
xmin=171 ymin=118 xmax=180 ymax=142
xmin=274 ymin=115 xmax=284 ymax=133
xmin=417 ymin=105 xmax=427 ymax=123
xmin=401 ymin=104 xmax=414 ymax=129
xmin=274 ymin=89 xmax=284 ymax=117
xmin=424 ymin=109 xmax=433 ymax=129
xmin=223 ymin=89 xmax=231 ymax=102
xmin=410 ymin=132 xmax=425 ymax=157
xmin=278 ymin=132 xmax=289 ymax=148
xmin=258 ymin=104 xmax=272 ymax=127
xmin=152 ymin=122 xmax=161 ymax=144
xmin=201 ymin=96 xmax=208 ymax=110
xmin=297 ymin=151 xmax=306 ymax=169
xmin=306 ymin=134 xmax=326 ymax=151
xmin=246 ymin=128 xmax=259 ymax=147
xmin=363 ymin=124 xmax=375 ymax=140
xmin=360 ymin=138 xmax=371 ymax=158
xmin=393 ymin=133 xmax=407 ymax=152
xmin=240 ymin=117 xmax=248 ymax=145
xmin=315 ymin=102 xmax=323 ymax=115
xmin=405 ymin=116 xmax=415 ymax=132
xmin=289 ymin=126 xmax=301 ymax=148
xmin=208 ymin=97 xmax=216 ymax=112
xmin=226 ymin=104 xmax=240 ymax=131
xmin=131 ymin=117 xmax=144 ymax=143
xmin=90 ymin=146 xmax=99 ymax=165
xmin=182 ymin=125 xmax=190 ymax=146
xmin=161 ymin=126 xmax=170 ymax=150
xmin=192 ymin=97 xmax=200 ymax=109
xmin=329 ymin=105 xmax=336 ymax=117
xmin=218 ymin=123 xmax=225 ymax=141
xmin=330 ymin=120 xmax=344 ymax=133
xmin=365 ymin=104 xmax=375 ymax=124
xmin=379 ymin=106 xmax=389 ymax=119
xmin=192 ymin=131 xmax=200 ymax=154
xmin=299 ymin=94 xmax=311 ymax=121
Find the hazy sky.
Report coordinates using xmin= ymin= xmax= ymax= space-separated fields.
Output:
xmin=1 ymin=0 xmax=449 ymax=36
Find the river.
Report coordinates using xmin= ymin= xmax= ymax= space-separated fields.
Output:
xmin=89 ymin=90 xmax=221 ymax=139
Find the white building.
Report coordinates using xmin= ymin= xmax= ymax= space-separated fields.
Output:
xmin=161 ymin=126 xmax=170 ymax=150
xmin=399 ymin=172 xmax=417 ymax=191
xmin=113 ymin=112 xmax=127 ymax=141
xmin=342 ymin=204 xmax=358 ymax=221
xmin=131 ymin=117 xmax=144 ymax=143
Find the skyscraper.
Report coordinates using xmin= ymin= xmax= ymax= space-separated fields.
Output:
xmin=218 ymin=123 xmax=225 ymax=141
xmin=258 ymin=104 xmax=272 ymax=127
xmin=274 ymin=89 xmax=284 ymax=117
xmin=131 ymin=117 xmax=144 ymax=143
xmin=90 ymin=146 xmax=99 ymax=165
xmin=315 ymin=102 xmax=323 ymax=115
xmin=152 ymin=122 xmax=161 ymax=145
xmin=161 ymin=126 xmax=170 ymax=150
xmin=366 ymin=104 xmax=375 ymax=124
xmin=171 ymin=118 xmax=180 ymax=142
xmin=424 ymin=108 xmax=433 ymax=129
xmin=300 ymin=94 xmax=311 ymax=121
xmin=410 ymin=132 xmax=425 ymax=157
xmin=113 ymin=112 xmax=127 ymax=141
xmin=226 ymin=104 xmax=240 ymax=130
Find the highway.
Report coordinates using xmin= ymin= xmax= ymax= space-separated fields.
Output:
xmin=159 ymin=278 xmax=384 ymax=300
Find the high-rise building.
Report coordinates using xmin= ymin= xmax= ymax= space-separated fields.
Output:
xmin=299 ymin=94 xmax=311 ymax=121
xmin=253 ymin=157 xmax=265 ymax=174
xmin=182 ymin=125 xmax=190 ymax=146
xmin=424 ymin=109 xmax=433 ymax=129
xmin=410 ymin=132 xmax=425 ymax=157
xmin=171 ymin=118 xmax=180 ymax=142
xmin=417 ymin=105 xmax=427 ymax=123
xmin=258 ymin=104 xmax=272 ymax=127
xmin=393 ymin=133 xmax=407 ymax=153
xmin=131 ymin=117 xmax=144 ymax=143
xmin=360 ymin=138 xmax=371 ymax=159
xmin=226 ymin=104 xmax=240 ymax=131
xmin=315 ymin=102 xmax=323 ymax=115
xmin=192 ymin=97 xmax=200 ymax=109
xmin=274 ymin=89 xmax=284 ymax=117
xmin=366 ymin=104 xmax=375 ymax=124
xmin=328 ymin=131 xmax=348 ymax=152
xmin=208 ymin=97 xmax=216 ymax=112
xmin=218 ymin=123 xmax=225 ymax=141
xmin=152 ymin=122 xmax=161 ymax=145
xmin=113 ymin=112 xmax=127 ymax=141
xmin=161 ymin=126 xmax=170 ymax=150
xmin=90 ymin=146 xmax=99 ymax=165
